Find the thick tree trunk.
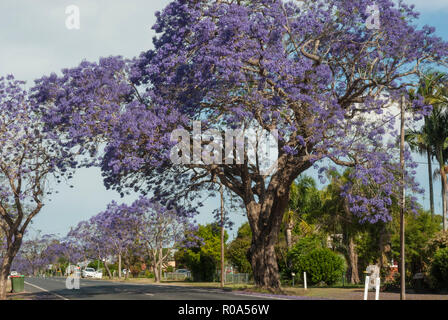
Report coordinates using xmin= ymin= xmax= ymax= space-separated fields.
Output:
xmin=0 ymin=258 xmax=12 ymax=300
xmin=249 ymin=237 xmax=281 ymax=291
xmin=0 ymin=238 xmax=22 ymax=300
xmin=247 ymin=192 xmax=290 ymax=292
xmin=427 ymin=149 xmax=435 ymax=218
xmin=348 ymin=236 xmax=360 ymax=284
xmin=153 ymin=263 xmax=160 ymax=283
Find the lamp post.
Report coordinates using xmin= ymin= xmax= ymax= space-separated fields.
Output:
xmin=399 ymin=95 xmax=406 ymax=301
xmin=220 ymin=183 xmax=225 ymax=288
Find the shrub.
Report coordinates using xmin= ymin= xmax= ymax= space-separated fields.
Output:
xmin=291 ymin=248 xmax=345 ymax=285
xmin=288 ymin=235 xmax=323 ymax=259
xmin=430 ymin=247 xmax=448 ymax=289
xmin=426 ymin=231 xmax=448 ymax=256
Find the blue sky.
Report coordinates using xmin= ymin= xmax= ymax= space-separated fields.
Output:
xmin=0 ymin=0 xmax=447 ymax=239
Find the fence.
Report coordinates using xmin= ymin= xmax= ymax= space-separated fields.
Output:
xmin=216 ymin=272 xmax=252 ymax=284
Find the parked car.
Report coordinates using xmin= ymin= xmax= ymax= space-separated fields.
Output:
xmin=175 ymin=269 xmax=190 ymax=274
xmin=9 ymin=271 xmax=18 ymax=276
xmin=82 ymin=268 xmax=103 ymax=279
xmin=93 ymin=270 xmax=103 ymax=279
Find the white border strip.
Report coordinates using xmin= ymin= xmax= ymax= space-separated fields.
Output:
xmin=230 ymin=292 xmax=290 ymax=300
xmin=24 ymin=281 xmax=69 ymax=300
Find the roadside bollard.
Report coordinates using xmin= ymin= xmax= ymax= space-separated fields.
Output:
xmin=375 ymin=277 xmax=380 ymax=300
xmin=303 ymin=272 xmax=307 ymax=290
xmin=364 ymin=276 xmax=370 ymax=300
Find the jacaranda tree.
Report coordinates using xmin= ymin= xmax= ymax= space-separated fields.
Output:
xmin=33 ymin=0 xmax=448 ymax=290
xmin=0 ymin=75 xmax=75 ymax=299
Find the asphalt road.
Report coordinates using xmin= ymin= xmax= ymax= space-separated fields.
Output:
xmin=23 ymin=277 xmax=274 ymax=300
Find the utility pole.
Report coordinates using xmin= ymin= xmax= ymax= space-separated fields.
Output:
xmin=400 ymin=95 xmax=406 ymax=301
xmin=220 ymin=183 xmax=225 ymax=288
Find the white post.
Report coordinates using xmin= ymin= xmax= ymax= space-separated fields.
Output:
xmin=303 ymin=272 xmax=307 ymax=290
xmin=364 ymin=276 xmax=370 ymax=300
xmin=375 ymin=277 xmax=380 ymax=300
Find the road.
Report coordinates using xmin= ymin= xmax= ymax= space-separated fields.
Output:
xmin=23 ymin=277 xmax=274 ymax=300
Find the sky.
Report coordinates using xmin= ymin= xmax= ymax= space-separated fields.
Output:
xmin=0 ymin=0 xmax=447 ymax=239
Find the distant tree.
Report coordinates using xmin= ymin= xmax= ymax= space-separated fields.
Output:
xmin=131 ymin=197 xmax=189 ymax=283
xmin=391 ymin=210 xmax=441 ymax=275
xmin=18 ymin=233 xmax=58 ymax=276
xmin=176 ymin=224 xmax=228 ymax=282
xmin=227 ymin=223 xmax=252 ymax=274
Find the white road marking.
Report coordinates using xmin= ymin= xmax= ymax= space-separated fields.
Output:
xmin=24 ymin=281 xmax=69 ymax=300
xmin=230 ymin=292 xmax=290 ymax=300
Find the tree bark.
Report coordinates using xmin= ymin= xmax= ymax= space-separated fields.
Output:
xmin=427 ymin=148 xmax=435 ymax=218
xmin=347 ymin=236 xmax=360 ymax=284
xmin=0 ymin=238 xmax=22 ymax=300
xmin=104 ymin=261 xmax=112 ymax=279
xmin=441 ymin=166 xmax=447 ymax=231
xmin=118 ymin=253 xmax=122 ymax=279
xmin=0 ymin=257 xmax=13 ymax=300
xmin=378 ymin=225 xmax=392 ymax=274
xmin=438 ymin=148 xmax=447 ymax=232
xmin=285 ymin=218 xmax=294 ymax=249
xmin=247 ymin=192 xmax=290 ymax=292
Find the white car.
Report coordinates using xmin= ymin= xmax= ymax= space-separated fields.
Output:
xmin=82 ymin=268 xmax=103 ymax=279
xmin=9 ymin=271 xmax=18 ymax=276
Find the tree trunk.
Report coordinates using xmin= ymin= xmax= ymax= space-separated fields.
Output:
xmin=0 ymin=238 xmax=22 ymax=300
xmin=118 ymin=253 xmax=122 ymax=279
xmin=124 ymin=262 xmax=129 ymax=280
xmin=153 ymin=263 xmax=160 ymax=283
xmin=441 ymin=166 xmax=447 ymax=231
xmin=249 ymin=238 xmax=281 ymax=291
xmin=160 ymin=249 xmax=164 ymax=282
xmin=348 ymin=236 xmax=360 ymax=284
xmin=427 ymin=148 xmax=435 ymax=218
xmin=378 ymin=225 xmax=391 ymax=270
xmin=0 ymin=258 xmax=12 ymax=300
xmin=104 ymin=261 xmax=112 ymax=279
xmin=285 ymin=219 xmax=294 ymax=249
xmin=247 ymin=192 xmax=289 ymax=292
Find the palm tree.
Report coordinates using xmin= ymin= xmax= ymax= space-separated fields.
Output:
xmin=407 ymin=72 xmax=448 ymax=218
xmin=284 ymin=175 xmax=319 ymax=249
xmin=426 ymin=108 xmax=448 ymax=231
xmin=405 ymin=127 xmax=435 ymax=217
